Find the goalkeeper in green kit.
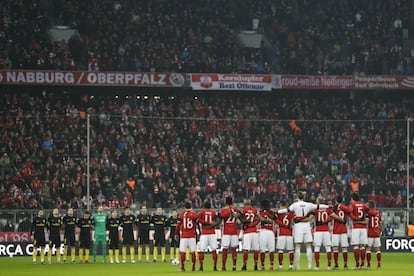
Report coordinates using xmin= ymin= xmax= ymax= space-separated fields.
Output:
xmin=92 ymin=205 xmax=108 ymax=263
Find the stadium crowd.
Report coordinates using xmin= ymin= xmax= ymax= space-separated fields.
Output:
xmin=0 ymin=1 xmax=411 ymax=272
xmin=0 ymin=0 xmax=413 ymax=213
xmin=0 ymin=90 xmax=413 ymax=211
xmin=237 ymin=0 xmax=413 ymax=75
xmin=0 ymin=0 xmax=412 ymax=74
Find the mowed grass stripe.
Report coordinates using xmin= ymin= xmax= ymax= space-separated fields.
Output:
xmin=1 ymin=253 xmax=413 ymax=276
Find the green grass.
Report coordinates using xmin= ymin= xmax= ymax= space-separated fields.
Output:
xmin=1 ymin=253 xmax=413 ymax=276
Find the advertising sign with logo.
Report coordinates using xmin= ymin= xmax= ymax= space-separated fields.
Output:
xmin=382 ymin=237 xmax=414 ymax=252
xmin=191 ymin=74 xmax=272 ymax=91
xmin=0 ymin=70 xmax=186 ymax=87
xmin=0 ymin=243 xmax=64 ymax=257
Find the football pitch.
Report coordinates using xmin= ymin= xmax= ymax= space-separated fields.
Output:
xmin=1 ymin=253 xmax=413 ymax=276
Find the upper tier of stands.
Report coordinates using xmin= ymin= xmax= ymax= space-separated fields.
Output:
xmin=0 ymin=0 xmax=412 ymax=74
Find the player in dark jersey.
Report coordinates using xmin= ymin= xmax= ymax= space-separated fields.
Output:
xmin=120 ymin=206 xmax=136 ymax=263
xmin=31 ymin=209 xmax=47 ymax=264
xmin=107 ymin=209 xmax=121 ymax=264
xmin=136 ymin=205 xmax=151 ymax=262
xmin=77 ymin=211 xmax=93 ymax=263
xmin=63 ymin=208 xmax=77 ymax=263
xmin=47 ymin=208 xmax=63 ymax=264
xmin=167 ymin=209 xmax=179 ymax=261
xmin=151 ymin=207 xmax=168 ymax=262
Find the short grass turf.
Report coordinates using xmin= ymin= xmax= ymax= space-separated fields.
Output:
xmin=1 ymin=253 xmax=413 ymax=276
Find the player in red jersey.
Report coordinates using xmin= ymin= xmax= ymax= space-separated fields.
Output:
xmin=275 ymin=201 xmax=295 ymax=270
xmin=238 ymin=199 xmax=260 ymax=271
xmin=219 ymin=197 xmax=239 ymax=271
xmin=277 ymin=191 xmax=328 ymax=270
xmin=331 ymin=195 xmax=352 ymax=270
xmin=257 ymin=199 xmax=277 ymax=270
xmin=366 ymin=201 xmax=383 ymax=269
xmin=349 ymin=192 xmax=369 ymax=269
xmin=356 ymin=200 xmax=383 ymax=269
xmin=174 ymin=201 xmax=199 ymax=272
xmin=313 ymin=197 xmax=342 ymax=270
xmin=198 ymin=201 xmax=219 ymax=271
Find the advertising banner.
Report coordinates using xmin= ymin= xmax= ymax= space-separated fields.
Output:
xmin=280 ymin=75 xmax=354 ymax=90
xmin=191 ymin=74 xmax=272 ymax=91
xmin=2 ymin=237 xmax=412 ymax=257
xmin=0 ymin=232 xmax=30 ymax=243
xmin=0 ymin=243 xmax=64 ymax=257
xmin=2 ymin=70 xmax=414 ymax=91
xmin=279 ymin=75 xmax=414 ymax=90
xmin=382 ymin=237 xmax=414 ymax=252
xmin=0 ymin=70 xmax=186 ymax=87
xmin=354 ymin=76 xmax=414 ymax=90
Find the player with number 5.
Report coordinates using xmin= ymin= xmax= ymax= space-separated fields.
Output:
xmin=352 ymin=200 xmax=383 ymax=269
xmin=349 ymin=192 xmax=369 ymax=269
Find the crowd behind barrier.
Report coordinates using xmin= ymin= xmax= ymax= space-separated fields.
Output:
xmin=0 ymin=90 xmax=414 ymax=215
xmin=0 ymin=0 xmax=412 ymax=74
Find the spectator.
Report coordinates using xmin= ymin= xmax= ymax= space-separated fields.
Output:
xmin=0 ymin=153 xmax=12 ymax=177
xmin=18 ymin=215 xmax=32 ymax=232
xmin=408 ymin=222 xmax=414 ymax=237
xmin=3 ymin=219 xmax=15 ymax=232
xmin=383 ymin=224 xmax=394 ymax=237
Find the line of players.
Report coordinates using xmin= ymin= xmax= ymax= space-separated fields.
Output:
xmin=31 ymin=205 xmax=179 ymax=264
xmin=31 ymin=191 xmax=383 ymax=271
xmin=174 ymin=192 xmax=383 ymax=271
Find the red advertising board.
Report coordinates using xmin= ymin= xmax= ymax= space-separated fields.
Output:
xmin=0 ymin=70 xmax=186 ymax=87
xmin=191 ymin=73 xmax=272 ymax=91
xmin=0 ymin=232 xmax=31 ymax=243
xmin=1 ymin=70 xmax=414 ymax=90
xmin=354 ymin=75 xmax=414 ymax=90
xmin=278 ymin=75 xmax=414 ymax=90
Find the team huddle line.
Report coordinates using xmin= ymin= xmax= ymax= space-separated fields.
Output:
xmin=31 ymin=191 xmax=382 ymax=271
